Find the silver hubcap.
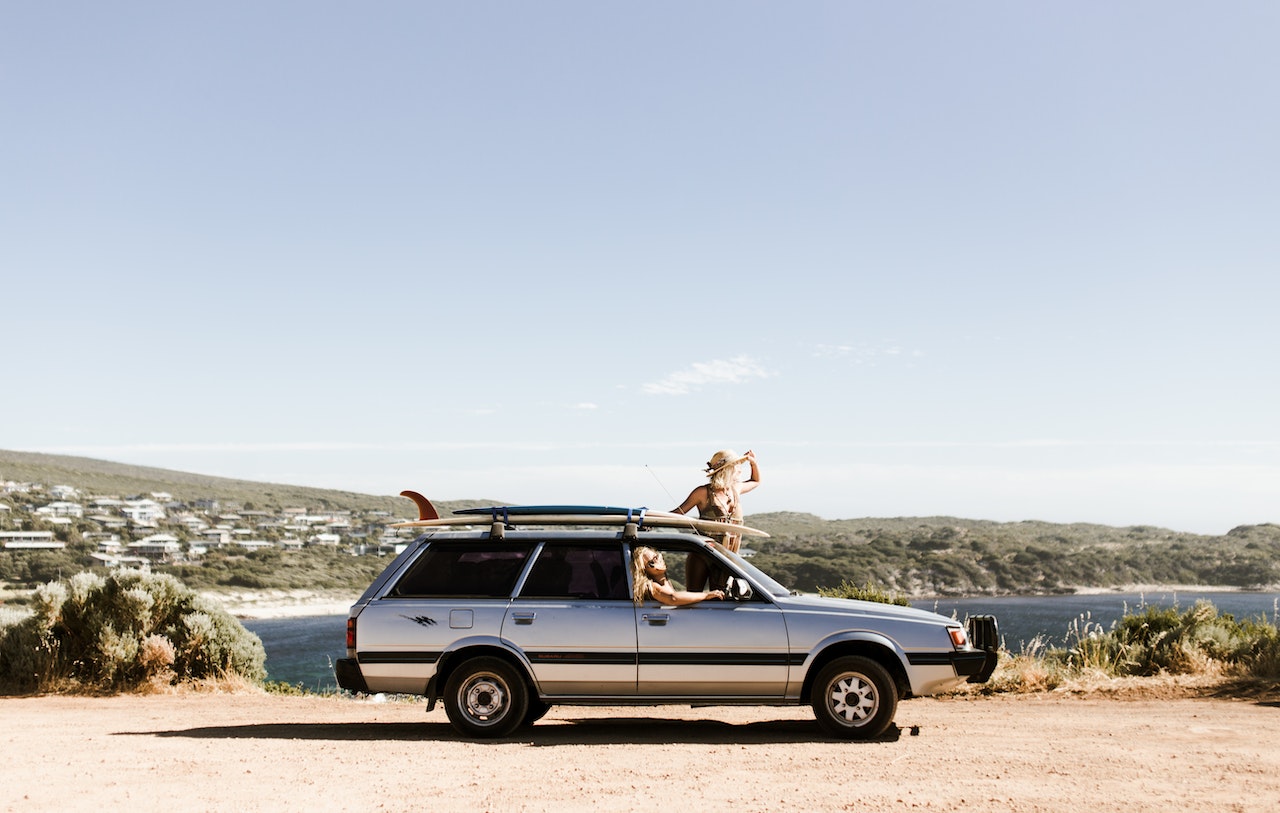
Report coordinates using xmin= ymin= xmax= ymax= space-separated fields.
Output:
xmin=827 ymin=672 xmax=876 ymax=726
xmin=461 ymin=673 xmax=508 ymax=722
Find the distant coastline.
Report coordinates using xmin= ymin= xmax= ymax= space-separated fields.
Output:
xmin=1067 ymin=583 xmax=1250 ymax=596
xmin=202 ymin=589 xmax=359 ymax=619
xmin=205 ymin=583 xmax=1272 ymax=621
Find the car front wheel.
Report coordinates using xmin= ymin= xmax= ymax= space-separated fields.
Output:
xmin=443 ymin=656 xmax=529 ymax=738
xmin=810 ymin=655 xmax=898 ymax=739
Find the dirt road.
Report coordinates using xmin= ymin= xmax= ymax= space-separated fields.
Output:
xmin=1 ymin=691 xmax=1277 ymax=812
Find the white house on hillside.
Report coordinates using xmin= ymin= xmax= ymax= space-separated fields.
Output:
xmin=37 ymin=501 xmax=84 ymax=518
xmin=129 ymin=534 xmax=181 ymax=561
xmin=121 ymin=499 xmax=166 ymax=526
xmin=1 ymin=531 xmax=65 ymax=550
xmin=201 ymin=528 xmax=232 ymax=547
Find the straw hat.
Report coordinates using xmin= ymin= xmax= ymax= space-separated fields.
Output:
xmin=705 ymin=449 xmax=748 ymax=474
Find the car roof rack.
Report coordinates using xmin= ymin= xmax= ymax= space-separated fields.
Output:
xmin=390 ymin=501 xmax=768 ymax=538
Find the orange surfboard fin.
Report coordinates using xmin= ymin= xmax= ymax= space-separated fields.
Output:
xmin=400 ymin=490 xmax=440 ymax=521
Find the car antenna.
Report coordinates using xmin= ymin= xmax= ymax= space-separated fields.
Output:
xmin=645 ymin=464 xmax=702 ymax=536
xmin=644 ymin=464 xmax=677 ymax=506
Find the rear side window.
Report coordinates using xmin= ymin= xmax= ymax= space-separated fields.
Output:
xmin=519 ymin=544 xmax=629 ymax=600
xmin=391 ymin=542 xmax=534 ymax=598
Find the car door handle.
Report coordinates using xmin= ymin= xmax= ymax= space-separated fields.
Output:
xmin=642 ymin=613 xmax=670 ymax=626
xmin=511 ymin=612 xmax=537 ymax=624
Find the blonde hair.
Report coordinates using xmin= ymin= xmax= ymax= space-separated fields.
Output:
xmin=708 ymin=462 xmax=742 ymax=494
xmin=631 ymin=546 xmax=657 ymax=606
xmin=706 ymin=451 xmax=744 ymax=522
xmin=706 ymin=450 xmax=744 ymax=489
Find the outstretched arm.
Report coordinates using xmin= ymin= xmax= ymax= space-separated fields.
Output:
xmin=649 ymin=580 xmax=724 ymax=606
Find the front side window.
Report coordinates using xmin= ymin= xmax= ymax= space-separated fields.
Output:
xmin=634 ymin=541 xmax=771 ymax=603
xmin=716 ymin=545 xmax=789 ymax=597
xmin=391 ymin=542 xmax=534 ymax=598
xmin=519 ymin=543 xmax=629 ymax=600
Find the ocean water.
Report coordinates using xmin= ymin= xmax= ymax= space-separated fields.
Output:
xmin=242 ymin=614 xmax=348 ymax=692
xmin=909 ymin=590 xmax=1280 ymax=650
xmin=244 ymin=591 xmax=1280 ymax=690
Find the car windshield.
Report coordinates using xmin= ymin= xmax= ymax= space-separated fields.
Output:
xmin=714 ymin=544 xmax=791 ymax=597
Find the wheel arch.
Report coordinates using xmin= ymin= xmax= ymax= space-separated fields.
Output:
xmin=801 ymin=638 xmax=911 ymax=701
xmin=427 ymin=643 xmax=538 ymax=709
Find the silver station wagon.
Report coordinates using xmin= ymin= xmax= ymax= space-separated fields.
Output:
xmin=335 ymin=504 xmax=998 ymax=739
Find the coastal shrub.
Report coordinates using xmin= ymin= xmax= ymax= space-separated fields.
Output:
xmin=1231 ymin=601 xmax=1280 ymax=679
xmin=978 ymin=635 xmax=1071 ymax=693
xmin=1101 ymin=601 xmax=1241 ymax=676
xmin=263 ymin=679 xmax=309 ymax=696
xmin=965 ymin=599 xmax=1280 ymax=694
xmin=817 ymin=579 xmax=910 ymax=606
xmin=0 ymin=569 xmax=265 ymax=694
xmin=1015 ymin=600 xmax=1280 ymax=684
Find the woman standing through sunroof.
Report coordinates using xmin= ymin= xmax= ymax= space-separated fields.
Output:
xmin=671 ymin=448 xmax=761 ymax=590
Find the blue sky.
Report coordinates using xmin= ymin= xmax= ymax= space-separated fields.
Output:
xmin=3 ymin=2 xmax=1277 ymax=534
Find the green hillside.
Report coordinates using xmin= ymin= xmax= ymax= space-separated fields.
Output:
xmin=2 ymin=449 xmax=1277 ymax=596
xmin=1 ymin=449 xmax=428 ymax=513
xmin=743 ymin=512 xmax=1280 ymax=596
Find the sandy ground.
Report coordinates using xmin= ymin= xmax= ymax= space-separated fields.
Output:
xmin=2 ymin=690 xmax=1278 ymax=813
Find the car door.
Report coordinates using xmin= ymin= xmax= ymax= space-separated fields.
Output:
xmin=502 ymin=541 xmax=638 ymax=696
xmin=634 ymin=542 xmax=790 ymax=698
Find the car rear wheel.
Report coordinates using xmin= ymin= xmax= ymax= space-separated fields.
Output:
xmin=810 ymin=655 xmax=898 ymax=739
xmin=443 ymin=656 xmax=529 ymax=738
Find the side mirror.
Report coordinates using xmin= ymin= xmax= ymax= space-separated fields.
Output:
xmin=725 ymin=577 xmax=753 ymax=601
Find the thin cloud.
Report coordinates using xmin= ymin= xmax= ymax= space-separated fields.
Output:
xmin=814 ymin=342 xmax=922 ymax=364
xmin=642 ymin=355 xmax=772 ymax=396
xmin=34 ymin=439 xmax=747 ymax=457
xmin=34 ymin=438 xmax=1279 ymax=459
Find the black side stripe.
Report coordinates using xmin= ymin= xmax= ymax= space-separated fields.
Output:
xmin=360 ymin=650 xmax=805 ymax=667
xmin=526 ymin=652 xmax=637 ymax=665
xmin=639 ymin=652 xmax=801 ymax=667
xmin=359 ymin=651 xmax=442 ymax=665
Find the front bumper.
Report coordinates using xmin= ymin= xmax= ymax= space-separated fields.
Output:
xmin=964 ymin=614 xmax=1000 ymax=683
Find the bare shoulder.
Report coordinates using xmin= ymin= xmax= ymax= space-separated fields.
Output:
xmin=675 ymin=484 xmax=712 ymax=513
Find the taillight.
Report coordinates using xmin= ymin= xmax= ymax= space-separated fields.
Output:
xmin=948 ymin=626 xmax=969 ymax=648
xmin=346 ymin=617 xmax=357 ymax=654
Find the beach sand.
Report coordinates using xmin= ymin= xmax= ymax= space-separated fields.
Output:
xmin=200 ymin=589 xmax=358 ymax=619
xmin=2 ymin=688 xmax=1277 ymax=812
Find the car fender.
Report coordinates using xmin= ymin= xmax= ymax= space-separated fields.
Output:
xmin=437 ymin=633 xmax=537 ymax=676
xmin=799 ymin=629 xmax=911 ymax=689
xmin=425 ymin=633 xmax=541 ymax=708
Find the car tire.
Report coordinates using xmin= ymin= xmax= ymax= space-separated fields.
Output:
xmin=810 ymin=655 xmax=898 ymax=739
xmin=443 ymin=656 xmax=529 ymax=738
